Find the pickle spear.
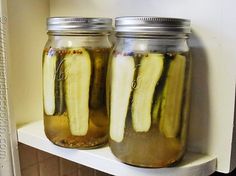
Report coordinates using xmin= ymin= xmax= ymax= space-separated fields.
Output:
xmin=64 ymin=48 xmax=91 ymax=136
xmin=132 ymin=53 xmax=164 ymax=132
xmin=181 ymin=56 xmax=191 ymax=142
xmin=159 ymin=54 xmax=186 ymax=138
xmin=90 ymin=50 xmax=108 ymax=109
xmin=43 ymin=53 xmax=57 ymax=115
xmin=110 ymin=54 xmax=135 ymax=142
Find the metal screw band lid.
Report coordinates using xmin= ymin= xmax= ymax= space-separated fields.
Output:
xmin=47 ymin=17 xmax=112 ymax=33
xmin=115 ymin=16 xmax=191 ymax=35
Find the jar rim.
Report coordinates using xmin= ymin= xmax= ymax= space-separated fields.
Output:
xmin=47 ymin=17 xmax=113 ymax=33
xmin=115 ymin=16 xmax=191 ymax=35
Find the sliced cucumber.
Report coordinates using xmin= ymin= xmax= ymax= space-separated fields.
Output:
xmin=43 ymin=53 xmax=57 ymax=115
xmin=132 ymin=53 xmax=164 ymax=132
xmin=64 ymin=48 xmax=91 ymax=136
xmin=159 ymin=54 xmax=186 ymax=138
xmin=110 ymin=54 xmax=135 ymax=142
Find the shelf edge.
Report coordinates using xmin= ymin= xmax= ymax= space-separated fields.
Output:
xmin=17 ymin=121 xmax=217 ymax=176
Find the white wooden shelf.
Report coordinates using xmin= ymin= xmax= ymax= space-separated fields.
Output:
xmin=17 ymin=121 xmax=217 ymax=176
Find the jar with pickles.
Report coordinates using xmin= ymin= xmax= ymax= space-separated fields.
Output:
xmin=42 ymin=17 xmax=112 ymax=148
xmin=107 ymin=17 xmax=192 ymax=167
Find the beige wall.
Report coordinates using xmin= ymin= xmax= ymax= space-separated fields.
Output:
xmin=7 ymin=0 xmax=49 ymax=126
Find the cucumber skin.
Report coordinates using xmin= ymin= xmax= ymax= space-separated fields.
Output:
xmin=90 ymin=50 xmax=108 ymax=109
xmin=159 ymin=54 xmax=186 ymax=138
xmin=151 ymin=55 xmax=172 ymax=124
xmin=54 ymin=54 xmax=66 ymax=115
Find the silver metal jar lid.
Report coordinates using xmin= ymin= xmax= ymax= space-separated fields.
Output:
xmin=115 ymin=16 xmax=191 ymax=35
xmin=47 ymin=17 xmax=112 ymax=33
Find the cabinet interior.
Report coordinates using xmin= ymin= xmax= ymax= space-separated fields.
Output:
xmin=7 ymin=0 xmax=236 ymax=173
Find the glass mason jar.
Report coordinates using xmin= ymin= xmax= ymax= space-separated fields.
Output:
xmin=42 ymin=17 xmax=112 ymax=148
xmin=107 ymin=17 xmax=192 ymax=167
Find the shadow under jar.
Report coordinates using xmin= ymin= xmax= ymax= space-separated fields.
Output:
xmin=43 ymin=17 xmax=112 ymax=148
xmin=107 ymin=16 xmax=192 ymax=167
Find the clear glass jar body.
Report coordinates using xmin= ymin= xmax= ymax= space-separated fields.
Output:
xmin=107 ymin=36 xmax=191 ymax=167
xmin=43 ymin=33 xmax=111 ymax=148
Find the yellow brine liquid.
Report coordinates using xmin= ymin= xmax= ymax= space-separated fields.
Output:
xmin=43 ymin=47 xmax=110 ymax=148
xmin=108 ymin=51 xmax=191 ymax=167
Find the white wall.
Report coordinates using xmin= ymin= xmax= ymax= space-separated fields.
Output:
xmin=49 ymin=0 xmax=236 ymax=173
